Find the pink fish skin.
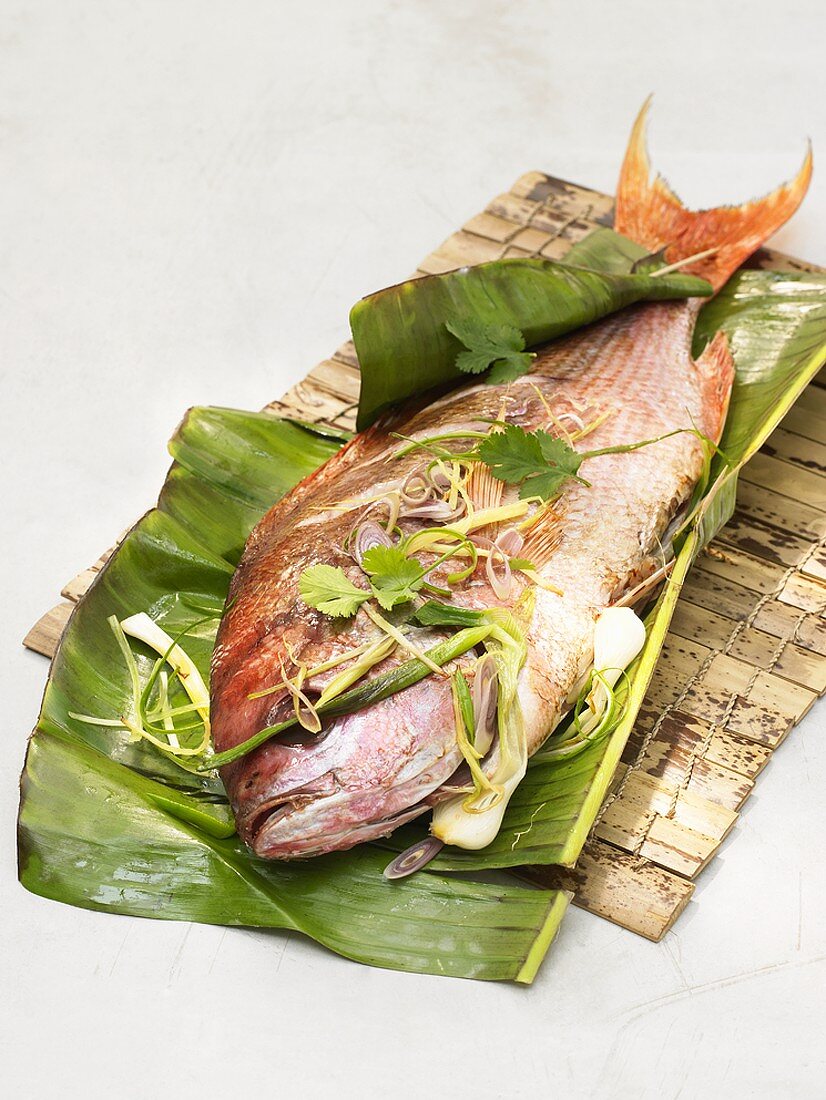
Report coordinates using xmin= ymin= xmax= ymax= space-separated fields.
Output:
xmin=211 ymin=103 xmax=811 ymax=859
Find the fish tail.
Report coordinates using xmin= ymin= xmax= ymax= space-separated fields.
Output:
xmin=615 ymin=98 xmax=812 ymax=291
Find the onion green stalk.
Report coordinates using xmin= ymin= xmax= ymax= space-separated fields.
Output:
xmin=70 ymin=613 xmax=212 ymax=769
xmin=361 ymin=603 xmax=445 ymax=675
xmin=249 ymin=637 xmax=385 ymax=700
xmin=202 ymin=623 xmax=492 ymax=770
xmin=536 ymin=606 xmax=646 ymax=761
xmin=431 ymin=593 xmax=533 ymax=848
xmin=121 ymin=612 xmax=211 ymax=724
xmin=156 ymin=671 xmax=179 ymax=747
xmin=398 ymin=527 xmax=479 ymax=586
xmin=315 ymin=635 xmax=398 ymax=708
xmin=451 ymin=670 xmax=499 ymax=802
xmin=414 ymin=601 xmax=487 ymax=628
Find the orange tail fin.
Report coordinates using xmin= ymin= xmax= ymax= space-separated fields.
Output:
xmin=615 ymin=99 xmax=812 ymax=291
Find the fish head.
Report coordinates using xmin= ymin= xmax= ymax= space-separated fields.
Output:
xmin=214 ymin=660 xmax=461 ymax=859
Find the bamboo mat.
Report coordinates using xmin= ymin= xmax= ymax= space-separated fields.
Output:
xmin=24 ymin=172 xmax=826 ymax=942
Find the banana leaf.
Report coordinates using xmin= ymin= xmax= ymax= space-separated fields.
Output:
xmin=351 ymin=229 xmax=711 ymax=428
xmin=20 ymin=728 xmax=566 ymax=982
xmin=18 ymin=413 xmax=569 ymax=983
xmin=18 ymin=252 xmax=826 ymax=981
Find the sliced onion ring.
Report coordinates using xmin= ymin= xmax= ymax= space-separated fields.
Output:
xmin=428 ymin=464 xmax=453 ymax=494
xmin=472 ymin=654 xmax=499 ymax=756
xmin=495 ymin=527 xmax=524 ymax=558
xmin=351 ymin=520 xmax=393 ymax=565
xmin=400 ymin=464 xmax=435 ymax=506
xmin=383 ymin=837 xmax=445 ymax=880
xmin=399 ymin=499 xmax=466 ymax=522
xmin=482 ymin=539 xmax=512 ymax=600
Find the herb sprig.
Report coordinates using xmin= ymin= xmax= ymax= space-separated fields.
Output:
xmin=399 ymin=422 xmax=722 ymax=505
xmin=476 ymin=424 xmax=588 ymax=501
xmin=299 ymin=531 xmax=478 ymax=618
xmin=299 ymin=564 xmax=370 ymax=617
xmin=360 ymin=545 xmax=427 ymax=610
xmin=395 ymin=425 xmax=587 ymax=503
xmin=447 ymin=319 xmax=535 ymax=383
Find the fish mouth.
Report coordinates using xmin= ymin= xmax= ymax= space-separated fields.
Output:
xmin=247 ymin=757 xmax=458 ymax=859
xmin=226 ymin=677 xmax=463 ymax=859
xmin=251 ymin=791 xmax=431 ymax=859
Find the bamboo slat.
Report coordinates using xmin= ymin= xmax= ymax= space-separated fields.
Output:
xmin=24 ymin=172 xmax=826 ymax=943
xmin=520 ymin=841 xmax=695 ymax=942
xmin=23 ymin=602 xmax=72 ymax=657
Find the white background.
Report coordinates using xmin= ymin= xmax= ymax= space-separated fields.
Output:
xmin=2 ymin=2 xmax=825 ymax=1097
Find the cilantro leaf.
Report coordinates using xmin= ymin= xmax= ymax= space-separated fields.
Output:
xmin=477 ymin=424 xmax=584 ymax=502
xmin=536 ymin=433 xmax=580 ymax=467
xmin=477 ymin=424 xmax=547 ymax=482
xmin=446 ymin=319 xmax=535 ymax=382
xmin=486 ymin=352 xmax=536 ymax=384
xmin=519 ymin=466 xmax=576 ymax=501
xmin=361 ymin=545 xmax=425 ymax=610
xmin=299 ymin=564 xmax=369 ymax=617
xmin=455 ymin=348 xmax=498 ymax=375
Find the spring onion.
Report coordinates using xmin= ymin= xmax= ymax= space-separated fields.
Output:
xmin=201 ymin=623 xmax=493 ymax=770
xmin=70 ymin=613 xmax=212 ymax=768
xmin=361 ymin=603 xmax=445 ymax=676
xmin=451 ymin=670 xmax=499 ymax=802
xmin=431 ymin=594 xmax=534 ymax=848
xmin=537 ymin=606 xmax=646 ymax=760
xmin=315 ymin=634 xmax=397 ymax=708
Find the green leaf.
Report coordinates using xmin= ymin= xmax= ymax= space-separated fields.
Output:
xmin=476 ymin=424 xmax=583 ymax=501
xmin=351 ymin=229 xmax=712 ymax=429
xmin=169 ymin=407 xmax=349 ymax=513
xmin=529 ymin=433 xmax=585 ymax=499
xmin=508 ymin=558 xmax=535 ymax=571
xmin=19 ymin=728 xmax=567 ymax=982
xmin=446 ymin=318 xmax=521 ymax=352
xmin=299 ymin=564 xmax=369 ymax=617
xmin=446 ymin=319 xmax=535 ymax=382
xmin=562 ymin=226 xmax=651 ymax=273
xmin=486 ymin=353 xmax=536 ymax=384
xmin=477 ymin=424 xmax=545 ymax=482
xmin=161 ymin=407 xmax=349 ymax=566
xmin=454 ymin=347 xmax=497 ymax=375
xmin=361 ymin=545 xmax=424 ymax=610
xmin=519 ymin=470 xmax=569 ymax=501
xmin=536 ymin=433 xmax=578 ymax=467
xmin=629 ymin=247 xmax=669 ymax=275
